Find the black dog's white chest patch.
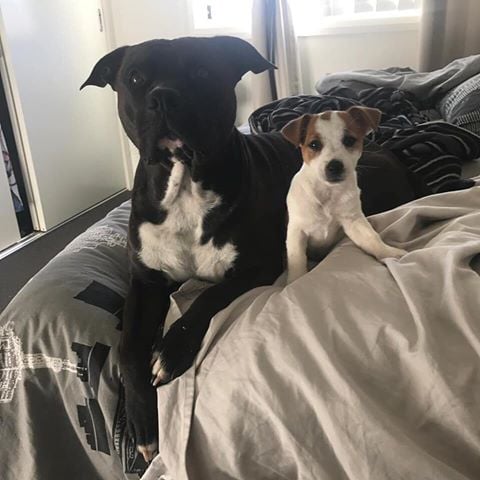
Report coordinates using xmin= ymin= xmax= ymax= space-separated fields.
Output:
xmin=138 ymin=160 xmax=237 ymax=282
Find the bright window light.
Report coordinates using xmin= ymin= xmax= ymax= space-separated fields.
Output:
xmin=190 ymin=0 xmax=421 ymax=36
xmin=290 ymin=0 xmax=421 ymax=36
xmin=191 ymin=0 xmax=253 ymax=33
xmin=290 ymin=0 xmax=421 ymax=17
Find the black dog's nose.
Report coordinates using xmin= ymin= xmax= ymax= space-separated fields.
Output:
xmin=147 ymin=87 xmax=181 ymax=112
xmin=325 ymin=159 xmax=345 ymax=182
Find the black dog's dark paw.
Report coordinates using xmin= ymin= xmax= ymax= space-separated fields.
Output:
xmin=151 ymin=320 xmax=202 ymax=386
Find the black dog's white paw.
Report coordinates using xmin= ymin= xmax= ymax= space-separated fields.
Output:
xmin=137 ymin=441 xmax=158 ymax=463
xmin=151 ymin=351 xmax=169 ymax=387
xmin=151 ymin=320 xmax=201 ymax=387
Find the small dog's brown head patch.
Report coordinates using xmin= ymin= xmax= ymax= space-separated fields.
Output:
xmin=340 ymin=106 xmax=382 ymax=138
xmin=281 ymin=113 xmax=314 ymax=147
xmin=281 ymin=107 xmax=381 ymax=145
xmin=281 ymin=106 xmax=382 ymax=173
xmin=281 ymin=106 xmax=381 ymax=161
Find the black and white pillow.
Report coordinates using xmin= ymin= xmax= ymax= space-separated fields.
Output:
xmin=437 ymin=73 xmax=480 ymax=135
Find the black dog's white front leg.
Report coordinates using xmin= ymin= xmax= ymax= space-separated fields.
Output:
xmin=151 ymin=269 xmax=278 ymax=386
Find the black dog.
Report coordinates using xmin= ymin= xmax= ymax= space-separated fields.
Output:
xmin=81 ymin=36 xmax=418 ymax=461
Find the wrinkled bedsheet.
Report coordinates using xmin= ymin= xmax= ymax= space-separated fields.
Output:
xmin=144 ymin=179 xmax=480 ymax=480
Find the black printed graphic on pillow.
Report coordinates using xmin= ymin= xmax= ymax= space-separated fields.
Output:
xmin=74 ymin=280 xmax=124 ymax=329
xmin=71 ymin=341 xmax=110 ymax=393
xmin=71 ymin=341 xmax=112 ymax=456
xmin=72 ymin=281 xmax=147 ymax=473
xmin=112 ymin=383 xmax=148 ymax=475
xmin=77 ymin=398 xmax=110 ymax=455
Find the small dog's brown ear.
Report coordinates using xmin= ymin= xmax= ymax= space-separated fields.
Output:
xmin=281 ymin=114 xmax=313 ymax=147
xmin=347 ymin=106 xmax=382 ymax=135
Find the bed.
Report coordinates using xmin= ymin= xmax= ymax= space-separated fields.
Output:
xmin=145 ymin=181 xmax=480 ymax=480
xmin=1 ymin=59 xmax=480 ymax=480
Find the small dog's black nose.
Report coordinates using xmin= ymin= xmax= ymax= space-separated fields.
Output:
xmin=325 ymin=159 xmax=345 ymax=182
xmin=147 ymin=87 xmax=181 ymax=112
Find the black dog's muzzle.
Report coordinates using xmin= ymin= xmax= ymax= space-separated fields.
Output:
xmin=147 ymin=86 xmax=182 ymax=113
xmin=140 ymin=87 xmax=185 ymax=166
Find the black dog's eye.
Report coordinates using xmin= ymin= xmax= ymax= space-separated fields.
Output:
xmin=308 ymin=140 xmax=322 ymax=151
xmin=342 ymin=134 xmax=357 ymax=148
xmin=193 ymin=67 xmax=209 ymax=79
xmin=129 ymin=71 xmax=145 ymax=87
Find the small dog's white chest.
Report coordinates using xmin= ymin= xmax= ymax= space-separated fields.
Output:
xmin=138 ymin=161 xmax=237 ymax=282
xmin=304 ymin=207 xmax=341 ymax=254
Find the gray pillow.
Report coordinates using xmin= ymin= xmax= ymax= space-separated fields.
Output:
xmin=437 ymin=73 xmax=480 ymax=135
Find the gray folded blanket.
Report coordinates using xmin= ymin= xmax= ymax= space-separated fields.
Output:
xmin=316 ymin=54 xmax=480 ymax=106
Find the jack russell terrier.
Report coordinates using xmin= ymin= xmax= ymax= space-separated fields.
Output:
xmin=282 ymin=106 xmax=407 ymax=284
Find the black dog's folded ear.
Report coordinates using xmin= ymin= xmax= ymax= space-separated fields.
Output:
xmin=211 ymin=36 xmax=276 ymax=82
xmin=80 ymin=46 xmax=129 ymax=91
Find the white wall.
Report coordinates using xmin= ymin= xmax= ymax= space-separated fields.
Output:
xmin=298 ymin=27 xmax=420 ymax=94
xmin=106 ymin=0 xmax=191 ymax=44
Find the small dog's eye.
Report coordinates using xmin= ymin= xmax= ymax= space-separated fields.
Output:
xmin=129 ymin=71 xmax=145 ymax=87
xmin=342 ymin=135 xmax=357 ymax=148
xmin=308 ymin=140 xmax=322 ymax=151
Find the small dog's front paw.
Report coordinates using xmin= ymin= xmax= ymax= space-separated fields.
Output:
xmin=286 ymin=266 xmax=308 ymax=285
xmin=378 ymin=247 xmax=407 ymax=263
xmin=151 ymin=321 xmax=201 ymax=387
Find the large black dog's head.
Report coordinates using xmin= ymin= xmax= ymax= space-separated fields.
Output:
xmin=81 ymin=36 xmax=274 ymax=164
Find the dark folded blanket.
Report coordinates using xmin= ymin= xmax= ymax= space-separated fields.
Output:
xmin=248 ymin=89 xmax=480 ymax=194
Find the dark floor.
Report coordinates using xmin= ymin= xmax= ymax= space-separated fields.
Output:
xmin=0 ymin=190 xmax=130 ymax=313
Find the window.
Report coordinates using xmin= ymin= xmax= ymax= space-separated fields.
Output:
xmin=290 ymin=0 xmax=422 ymax=36
xmin=189 ymin=0 xmax=421 ymax=37
xmin=291 ymin=0 xmax=421 ymax=17
xmin=191 ymin=0 xmax=253 ymax=35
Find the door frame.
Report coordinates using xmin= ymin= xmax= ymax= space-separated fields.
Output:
xmin=100 ymin=0 xmax=136 ymax=188
xmin=0 ymin=10 xmax=43 ymax=230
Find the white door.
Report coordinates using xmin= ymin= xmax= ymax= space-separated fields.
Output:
xmin=0 ymin=0 xmax=126 ymax=231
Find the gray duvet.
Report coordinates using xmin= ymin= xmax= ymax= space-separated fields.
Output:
xmin=144 ymin=181 xmax=480 ymax=480
xmin=0 ymin=204 xmax=145 ymax=479
xmin=1 ymin=181 xmax=480 ymax=480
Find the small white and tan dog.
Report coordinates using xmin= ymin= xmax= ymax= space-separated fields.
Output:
xmin=282 ymin=106 xmax=407 ymax=284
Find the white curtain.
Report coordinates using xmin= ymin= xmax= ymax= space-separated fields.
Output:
xmin=251 ymin=0 xmax=302 ymax=109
